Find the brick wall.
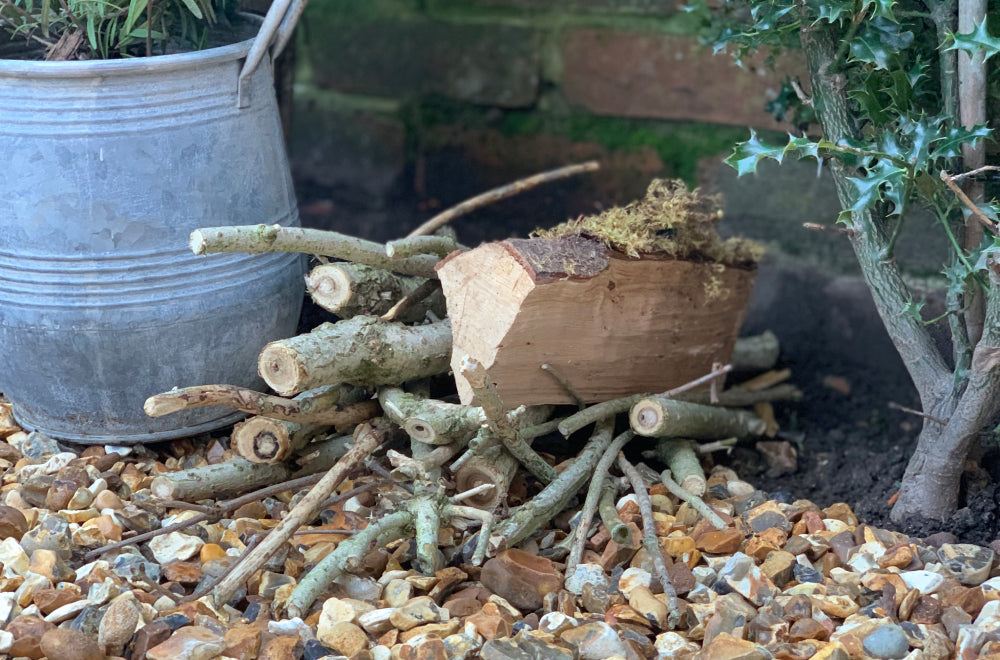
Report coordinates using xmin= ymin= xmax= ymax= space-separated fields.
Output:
xmin=290 ymin=0 xmax=806 ymax=241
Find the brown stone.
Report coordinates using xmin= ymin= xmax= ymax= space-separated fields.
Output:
xmin=696 ymin=528 xmax=745 ymax=554
xmin=702 ymin=631 xmax=767 ymax=660
xmin=132 ymin=621 xmax=172 ymax=660
xmin=760 ymin=550 xmax=796 ymax=587
xmin=480 ymin=548 xmax=563 ymax=611
xmin=399 ymin=620 xmax=461 ymax=643
xmin=745 ymin=536 xmax=781 ymax=561
xmin=321 ymin=621 xmax=369 ymax=656
xmin=258 ymin=635 xmax=303 ymax=660
xmin=162 ymin=561 xmax=203 ymax=584
xmin=466 ymin=603 xmax=514 ymax=640
xmin=223 ymin=626 xmax=263 ymax=660
xmin=821 ymin=503 xmax=857 ymax=526
xmin=789 ymin=618 xmax=829 ymax=642
xmin=32 ymin=588 xmax=81 ymax=614
xmin=802 ymin=510 xmax=826 ymax=534
xmin=861 ymin=572 xmax=908 ymax=606
xmin=200 ymin=543 xmax=228 ymax=563
xmin=877 ymin=543 xmax=914 ymax=569
xmin=7 ymin=615 xmax=56 ymax=660
xmin=39 ymin=628 xmax=104 ymax=660
xmin=443 ymin=596 xmax=482 ymax=617
xmin=0 ymin=504 xmax=28 ymax=541
xmin=667 ymin=561 xmax=697 ymax=596
xmin=910 ymin=595 xmax=943 ymax=624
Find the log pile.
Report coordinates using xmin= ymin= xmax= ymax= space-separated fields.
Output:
xmin=133 ymin=168 xmax=801 ymax=619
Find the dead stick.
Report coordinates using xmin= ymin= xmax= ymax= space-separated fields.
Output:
xmin=559 ymin=364 xmax=732 ymax=437
xmin=659 ymin=469 xmax=727 ymax=530
xmin=567 ymin=430 xmax=634 ymax=575
xmin=405 ymin=161 xmax=601 ymax=237
xmin=887 ymin=401 xmax=948 ymax=426
xmin=210 ymin=422 xmax=386 ymax=608
xmin=597 ymin=484 xmax=630 ymax=546
xmin=381 ymin=279 xmax=442 ymax=323
xmin=285 ymin=510 xmax=414 ymax=618
xmin=386 ymin=235 xmax=460 ymax=259
xmin=618 ymin=454 xmax=679 ymax=620
xmin=948 ymin=164 xmax=1000 ymax=183
xmin=460 ymin=356 xmax=557 ymax=484
xmin=940 ymin=170 xmax=998 ymax=233
xmin=677 ymin=384 xmax=802 ymax=407
xmin=541 ymin=363 xmax=585 ymax=409
xmin=144 ymin=383 xmax=375 ymax=425
xmin=190 ymin=225 xmax=440 ymax=278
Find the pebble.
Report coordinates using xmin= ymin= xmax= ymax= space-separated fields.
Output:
xmin=559 ymin=621 xmax=630 ymax=659
xmin=147 ymin=625 xmax=227 ymax=660
xmin=861 ymin=623 xmax=910 ymax=659
xmin=564 ymin=563 xmax=608 ymax=596
xmin=481 ymin=549 xmax=563 ymax=611
xmin=39 ymin=627 xmax=104 ymax=660
xmin=97 ymin=593 xmax=142 ymax=654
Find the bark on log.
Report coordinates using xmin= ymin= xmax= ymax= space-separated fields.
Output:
xmin=232 ymin=417 xmax=327 ymax=464
xmin=258 ymin=317 xmax=453 ymax=396
xmin=144 ymin=383 xmax=376 ymax=425
xmin=305 ymin=263 xmax=447 ymax=322
xmin=731 ymin=331 xmax=781 ymax=372
xmin=653 ymin=439 xmax=705 ymax=496
xmin=190 ymin=225 xmax=440 ymax=278
xmin=378 ymin=387 xmax=485 ymax=445
xmin=629 ymin=397 xmax=766 ymax=438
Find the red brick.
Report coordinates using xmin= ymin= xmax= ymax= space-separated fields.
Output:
xmin=561 ymin=28 xmax=805 ymax=129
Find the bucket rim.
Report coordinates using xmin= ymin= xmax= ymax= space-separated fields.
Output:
xmin=0 ymin=12 xmax=262 ymax=79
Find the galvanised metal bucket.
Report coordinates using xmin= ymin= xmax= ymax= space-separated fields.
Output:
xmin=0 ymin=7 xmax=308 ymax=443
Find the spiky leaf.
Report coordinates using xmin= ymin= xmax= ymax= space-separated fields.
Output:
xmin=945 ymin=17 xmax=1000 ymax=62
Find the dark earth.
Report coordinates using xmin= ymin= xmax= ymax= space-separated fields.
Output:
xmin=294 ymin=162 xmax=1000 ymax=549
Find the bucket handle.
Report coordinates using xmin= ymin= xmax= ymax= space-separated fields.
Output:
xmin=237 ymin=0 xmax=308 ymax=108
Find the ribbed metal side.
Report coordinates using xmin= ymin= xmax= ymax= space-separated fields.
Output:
xmin=0 ymin=17 xmax=305 ymax=443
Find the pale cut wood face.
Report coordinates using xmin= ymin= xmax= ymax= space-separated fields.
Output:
xmin=438 ymin=238 xmax=756 ymax=407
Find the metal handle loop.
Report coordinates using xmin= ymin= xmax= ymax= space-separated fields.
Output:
xmin=237 ymin=0 xmax=307 ymax=108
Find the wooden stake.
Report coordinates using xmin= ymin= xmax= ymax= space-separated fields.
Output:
xmin=190 ymin=225 xmax=440 ymax=278
xmin=211 ymin=421 xmax=387 ymax=609
xmin=258 ymin=317 xmax=452 ymax=396
xmin=629 ymin=396 xmax=766 ymax=438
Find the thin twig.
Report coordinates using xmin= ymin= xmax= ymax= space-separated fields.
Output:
xmin=940 ymin=170 xmax=998 ymax=233
xmin=803 ymin=222 xmax=855 ymax=236
xmin=406 ymin=161 xmax=600 ymax=237
xmin=887 ymin=401 xmax=948 ymax=426
xmin=541 ymin=363 xmax=586 ymax=409
xmin=292 ymin=528 xmax=361 ymax=536
xmin=617 ymin=454 xmax=679 ymax=620
xmin=567 ymin=430 xmax=634 ymax=575
xmin=948 ymin=165 xmax=1000 ymax=183
xmin=659 ymin=469 xmax=728 ymax=530
xmin=452 ymin=483 xmax=496 ymax=503
xmin=181 ymin=535 xmax=262 ymax=604
xmin=381 ymin=279 xmax=440 ymax=323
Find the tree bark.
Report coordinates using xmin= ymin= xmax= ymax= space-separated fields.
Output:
xmin=629 ymin=396 xmax=766 ymax=438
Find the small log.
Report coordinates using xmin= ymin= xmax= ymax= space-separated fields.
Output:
xmin=598 ymin=485 xmax=630 ymax=546
xmin=150 ymin=457 xmax=291 ymax=501
xmin=453 ymin=443 xmax=517 ymax=510
xmin=190 ymin=225 xmax=440 ymax=278
xmin=258 ymin=317 xmax=452 ymax=396
xmin=212 ymin=421 xmax=387 ymax=609
xmin=731 ymin=331 xmax=780 ymax=372
xmin=378 ymin=387 xmax=484 ymax=445
xmin=305 ymin=263 xmax=446 ymax=323
xmin=144 ymin=383 xmax=376 ymax=425
xmin=232 ymin=418 xmax=327 ymax=464
xmin=629 ymin=396 xmax=766 ymax=438
xmin=437 ymin=236 xmax=755 ymax=406
xmin=653 ymin=439 xmax=705 ymax=496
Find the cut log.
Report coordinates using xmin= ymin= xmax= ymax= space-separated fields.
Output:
xmin=232 ymin=417 xmax=328 ymax=464
xmin=378 ymin=387 xmax=484 ymax=445
xmin=190 ymin=225 xmax=440 ymax=278
xmin=305 ymin=263 xmax=446 ymax=322
xmin=258 ymin=317 xmax=453 ymax=396
xmin=453 ymin=445 xmax=516 ymax=510
xmin=629 ymin=396 xmax=766 ymax=438
xmin=436 ymin=236 xmax=755 ymax=406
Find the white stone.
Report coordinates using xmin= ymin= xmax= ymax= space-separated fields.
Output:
xmin=726 ymin=480 xmax=755 ymax=497
xmin=538 ymin=611 xmax=578 ymax=635
xmin=565 ymin=563 xmax=608 ymax=596
xmin=823 ymin=519 xmax=851 ymax=534
xmin=618 ymin=567 xmax=652 ymax=597
xmin=75 ymin=559 xmax=110 ymax=581
xmin=974 ymin=600 xmax=1000 ymax=628
xmin=372 ymin=645 xmax=392 ymax=660
xmin=148 ymin=531 xmax=204 ymax=564
xmin=105 ymin=445 xmax=133 ymax=456
xmin=847 ymin=551 xmax=877 ymax=573
xmin=0 ymin=537 xmax=29 ymax=577
xmin=382 ymin=579 xmax=413 ymax=607
xmin=44 ymin=598 xmax=89 ymax=623
xmin=269 ymin=617 xmax=314 ymax=641
xmin=567 ymin=621 xmax=630 ymax=660
xmin=88 ymin=577 xmax=120 ymax=605
xmin=0 ymin=630 xmax=12 ymax=654
xmin=655 ymin=631 xmax=700 ymax=659
xmin=692 ymin=566 xmax=717 ymax=586
xmin=901 ymin=570 xmax=946 ymax=594
xmin=0 ymin=593 xmax=15 ymax=625
xmin=15 ymin=572 xmax=51 ymax=607
xmin=334 ymin=574 xmax=380 ymax=601
xmin=358 ymin=608 xmax=395 ymax=635
xmin=87 ymin=477 xmax=108 ymax=497
xmin=318 ymin=597 xmax=361 ymax=644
